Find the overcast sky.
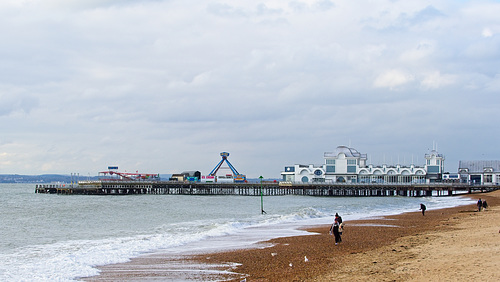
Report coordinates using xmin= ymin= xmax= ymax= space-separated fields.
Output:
xmin=1 ymin=0 xmax=499 ymax=178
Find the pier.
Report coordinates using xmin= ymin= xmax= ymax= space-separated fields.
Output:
xmin=34 ymin=181 xmax=500 ymax=196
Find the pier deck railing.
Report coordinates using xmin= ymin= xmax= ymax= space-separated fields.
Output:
xmin=34 ymin=181 xmax=500 ymax=197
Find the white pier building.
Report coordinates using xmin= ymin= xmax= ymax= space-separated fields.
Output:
xmin=281 ymin=146 xmax=444 ymax=184
xmin=458 ymin=160 xmax=500 ymax=185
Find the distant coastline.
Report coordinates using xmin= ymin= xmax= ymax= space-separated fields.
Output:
xmin=0 ymin=174 xmax=150 ymax=183
xmin=0 ymin=174 xmax=80 ymax=183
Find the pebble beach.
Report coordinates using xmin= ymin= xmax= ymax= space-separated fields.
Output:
xmin=86 ymin=190 xmax=500 ymax=281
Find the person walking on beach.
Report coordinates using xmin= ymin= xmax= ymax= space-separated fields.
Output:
xmin=330 ymin=218 xmax=342 ymax=245
xmin=420 ymin=203 xmax=426 ymax=216
xmin=482 ymin=200 xmax=488 ymax=210
xmin=335 ymin=213 xmax=342 ymax=224
xmin=477 ymin=199 xmax=483 ymax=212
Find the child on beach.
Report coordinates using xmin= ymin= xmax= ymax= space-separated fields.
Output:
xmin=477 ymin=199 xmax=483 ymax=212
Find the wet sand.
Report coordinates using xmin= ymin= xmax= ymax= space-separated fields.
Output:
xmin=85 ymin=191 xmax=500 ymax=281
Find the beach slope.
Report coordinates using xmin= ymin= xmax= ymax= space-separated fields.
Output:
xmin=86 ymin=191 xmax=500 ymax=281
xmin=197 ymin=191 xmax=500 ymax=281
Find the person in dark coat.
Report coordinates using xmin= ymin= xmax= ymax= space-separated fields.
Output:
xmin=335 ymin=213 xmax=343 ymax=224
xmin=477 ymin=199 xmax=483 ymax=212
xmin=482 ymin=200 xmax=488 ymax=210
xmin=330 ymin=218 xmax=342 ymax=245
xmin=420 ymin=203 xmax=427 ymax=216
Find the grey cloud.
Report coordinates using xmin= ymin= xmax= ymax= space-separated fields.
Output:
xmin=42 ymin=0 xmax=166 ymax=10
xmin=314 ymin=0 xmax=335 ymax=11
xmin=1 ymin=1 xmax=500 ymax=176
xmin=408 ymin=5 xmax=445 ymax=24
xmin=0 ymin=89 xmax=39 ymax=116
xmin=256 ymin=3 xmax=283 ymax=16
xmin=288 ymin=0 xmax=334 ymax=13
xmin=207 ymin=3 xmax=248 ymax=18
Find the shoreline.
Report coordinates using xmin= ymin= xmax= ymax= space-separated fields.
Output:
xmin=84 ymin=192 xmax=500 ymax=281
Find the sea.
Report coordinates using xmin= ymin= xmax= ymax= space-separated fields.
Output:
xmin=0 ymin=183 xmax=475 ymax=281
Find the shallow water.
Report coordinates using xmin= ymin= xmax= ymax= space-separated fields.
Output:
xmin=0 ymin=183 xmax=474 ymax=281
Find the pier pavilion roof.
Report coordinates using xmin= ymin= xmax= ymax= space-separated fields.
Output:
xmin=324 ymin=146 xmax=367 ymax=159
xmin=459 ymin=160 xmax=500 ymax=173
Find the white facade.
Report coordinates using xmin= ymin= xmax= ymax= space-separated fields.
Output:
xmin=281 ymin=146 xmax=445 ymax=184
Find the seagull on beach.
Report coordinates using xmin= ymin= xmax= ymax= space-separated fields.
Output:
xmin=304 ymin=256 xmax=309 ymax=262
xmin=289 ymin=262 xmax=293 ymax=267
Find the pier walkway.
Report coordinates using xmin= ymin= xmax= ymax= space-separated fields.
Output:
xmin=34 ymin=181 xmax=500 ymax=197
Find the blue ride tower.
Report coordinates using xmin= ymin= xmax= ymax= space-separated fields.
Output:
xmin=209 ymin=152 xmax=246 ymax=183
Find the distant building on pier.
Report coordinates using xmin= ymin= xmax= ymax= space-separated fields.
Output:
xmin=281 ymin=145 xmax=444 ymax=184
xmin=458 ymin=160 xmax=500 ymax=185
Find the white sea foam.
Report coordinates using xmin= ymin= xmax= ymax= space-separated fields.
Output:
xmin=0 ymin=184 xmax=475 ymax=281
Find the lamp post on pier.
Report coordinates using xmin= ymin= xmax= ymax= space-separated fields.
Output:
xmin=259 ymin=176 xmax=266 ymax=214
